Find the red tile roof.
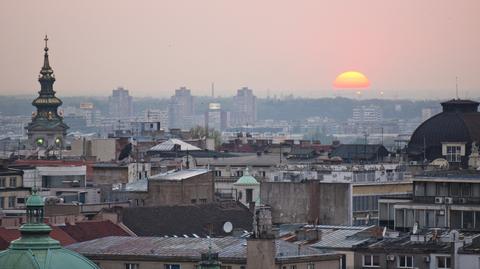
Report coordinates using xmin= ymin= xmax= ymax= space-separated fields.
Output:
xmin=59 ymin=220 xmax=130 ymax=242
xmin=0 ymin=226 xmax=77 ymax=250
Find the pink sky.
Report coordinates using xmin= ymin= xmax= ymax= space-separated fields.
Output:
xmin=0 ymin=0 xmax=479 ymax=99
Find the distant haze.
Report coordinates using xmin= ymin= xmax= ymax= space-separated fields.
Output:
xmin=0 ymin=0 xmax=479 ymax=99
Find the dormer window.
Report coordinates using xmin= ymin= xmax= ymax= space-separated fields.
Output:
xmin=442 ymin=142 xmax=465 ymax=163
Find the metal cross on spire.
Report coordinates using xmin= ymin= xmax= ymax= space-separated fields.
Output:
xmin=44 ymin=35 xmax=49 ymax=51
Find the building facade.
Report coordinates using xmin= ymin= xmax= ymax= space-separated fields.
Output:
xmin=108 ymin=87 xmax=134 ymax=118
xmin=232 ymin=87 xmax=256 ymax=127
xmin=168 ymin=87 xmax=195 ymax=129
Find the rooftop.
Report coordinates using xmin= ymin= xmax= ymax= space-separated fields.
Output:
xmin=195 ymin=153 xmax=287 ymax=167
xmin=149 ymin=138 xmax=201 ymax=152
xmin=120 ymin=202 xmax=252 ymax=237
xmin=279 ymin=224 xmax=375 ymax=250
xmin=150 ymin=168 xmax=209 ymax=181
xmin=67 ymin=236 xmax=337 ymax=262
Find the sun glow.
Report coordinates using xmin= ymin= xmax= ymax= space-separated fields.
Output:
xmin=333 ymin=71 xmax=370 ymax=89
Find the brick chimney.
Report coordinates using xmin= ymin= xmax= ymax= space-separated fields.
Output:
xmin=247 ymin=205 xmax=276 ymax=269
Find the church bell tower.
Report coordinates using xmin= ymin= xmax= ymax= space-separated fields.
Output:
xmin=26 ymin=36 xmax=69 ymax=150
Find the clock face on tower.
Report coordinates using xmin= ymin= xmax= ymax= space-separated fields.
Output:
xmin=36 ymin=138 xmax=45 ymax=146
xmin=55 ymin=137 xmax=62 ymax=146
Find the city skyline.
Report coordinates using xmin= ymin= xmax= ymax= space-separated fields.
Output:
xmin=0 ymin=1 xmax=479 ymax=99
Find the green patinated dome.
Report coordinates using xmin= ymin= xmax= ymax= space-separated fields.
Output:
xmin=25 ymin=191 xmax=44 ymax=207
xmin=0 ymin=247 xmax=99 ymax=269
xmin=234 ymin=168 xmax=259 ymax=186
xmin=0 ymin=186 xmax=99 ymax=269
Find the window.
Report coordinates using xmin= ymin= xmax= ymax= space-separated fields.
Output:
xmin=307 ymin=264 xmax=315 ymax=269
xmin=8 ymin=196 xmax=15 ymax=208
xmin=213 ymin=170 xmax=222 ymax=177
xmin=220 ymin=266 xmax=232 ymax=269
xmin=436 ymin=256 xmax=451 ymax=269
xmin=463 ymin=211 xmax=474 ymax=229
xmin=461 ymin=183 xmax=472 ymax=197
xmin=164 ymin=265 xmax=180 ymax=269
xmin=363 ymin=255 xmax=380 ymax=267
xmin=200 ymin=198 xmax=207 ymax=204
xmin=235 ymin=170 xmax=243 ymax=177
xmin=9 ymin=177 xmax=17 ymax=187
xmin=17 ymin=198 xmax=25 ymax=204
xmin=289 ymin=266 xmax=297 ymax=269
xmin=125 ymin=263 xmax=139 ymax=269
xmin=398 ymin=255 xmax=413 ymax=268
xmin=0 ymin=197 xmax=4 ymax=209
xmin=0 ymin=177 xmax=5 ymax=187
xmin=446 ymin=145 xmax=461 ymax=162
xmin=436 ymin=182 xmax=448 ymax=196
xmin=246 ymin=189 xmax=253 ymax=203
xmin=191 ymin=199 xmax=197 ymax=204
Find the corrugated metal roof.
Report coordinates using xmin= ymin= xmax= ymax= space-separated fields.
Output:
xmin=310 ymin=226 xmax=372 ymax=249
xmin=150 ymin=169 xmax=209 ymax=181
xmin=149 ymin=139 xmax=201 ymax=152
xmin=277 ymin=224 xmax=374 ymax=250
xmin=67 ymin=236 xmax=330 ymax=260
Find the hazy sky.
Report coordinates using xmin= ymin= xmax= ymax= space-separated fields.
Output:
xmin=0 ymin=1 xmax=479 ymax=99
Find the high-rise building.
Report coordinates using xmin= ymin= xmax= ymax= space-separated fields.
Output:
xmin=232 ymin=87 xmax=256 ymax=127
xmin=352 ymin=105 xmax=383 ymax=123
xmin=108 ymin=87 xmax=133 ymax=118
xmin=145 ymin=109 xmax=169 ymax=130
xmin=168 ymin=87 xmax=195 ymax=129
xmin=26 ymin=36 xmax=69 ymax=149
xmin=205 ymin=103 xmax=229 ymax=131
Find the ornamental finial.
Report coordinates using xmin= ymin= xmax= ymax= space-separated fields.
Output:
xmin=44 ymin=35 xmax=49 ymax=52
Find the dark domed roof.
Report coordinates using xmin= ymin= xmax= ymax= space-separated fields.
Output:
xmin=408 ymin=99 xmax=480 ymax=161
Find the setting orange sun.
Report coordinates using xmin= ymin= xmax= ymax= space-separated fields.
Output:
xmin=333 ymin=71 xmax=370 ymax=89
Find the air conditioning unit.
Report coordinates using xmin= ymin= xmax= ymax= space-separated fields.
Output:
xmin=438 ymin=210 xmax=445 ymax=216
xmin=445 ymin=197 xmax=453 ymax=204
xmin=459 ymin=198 xmax=467 ymax=204
xmin=435 ymin=197 xmax=444 ymax=204
xmin=424 ymin=256 xmax=430 ymax=263
xmin=387 ymin=255 xmax=395 ymax=261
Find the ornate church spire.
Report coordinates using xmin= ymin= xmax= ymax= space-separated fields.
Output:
xmin=27 ymin=36 xmax=69 ymax=150
xmin=38 ymin=35 xmax=56 ymax=95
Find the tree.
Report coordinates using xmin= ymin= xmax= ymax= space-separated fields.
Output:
xmin=189 ymin=126 xmax=222 ymax=150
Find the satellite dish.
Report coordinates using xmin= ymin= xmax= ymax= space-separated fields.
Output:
xmin=223 ymin=221 xmax=233 ymax=233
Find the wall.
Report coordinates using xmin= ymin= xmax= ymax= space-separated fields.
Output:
xmin=147 ymin=172 xmax=214 ymax=206
xmin=91 ymin=139 xmax=117 ymax=162
xmin=128 ymin=163 xmax=151 ymax=183
xmin=88 ymin=257 xmax=339 ymax=269
xmin=458 ymin=254 xmax=480 ymax=269
xmin=261 ymin=181 xmax=351 ymax=225
xmin=91 ymin=166 xmax=128 ymax=186
xmin=354 ymin=252 xmax=437 ymax=269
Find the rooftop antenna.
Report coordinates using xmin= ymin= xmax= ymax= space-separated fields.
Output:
xmin=412 ymin=222 xmax=418 ymax=235
xmin=455 ymin=76 xmax=459 ymax=100
xmin=211 ymin=82 xmax=215 ymax=98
